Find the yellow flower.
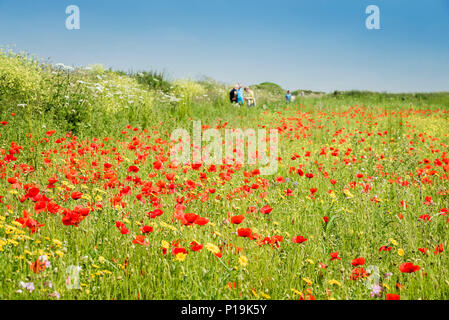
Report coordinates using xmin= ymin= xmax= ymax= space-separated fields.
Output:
xmin=81 ymin=194 xmax=91 ymax=201
xmin=302 ymin=277 xmax=313 ymax=286
xmin=239 ymin=255 xmax=248 ymax=267
xmin=8 ymin=239 xmax=19 ymax=246
xmin=305 ymin=259 xmax=314 ymax=264
xmin=398 ymin=248 xmax=405 ymax=256
xmin=343 ymin=189 xmax=354 ymax=198
xmin=291 ymin=288 xmax=302 ymax=295
xmin=251 ymin=289 xmax=259 ymax=298
xmin=328 ymin=279 xmax=342 ymax=286
xmin=55 ymin=250 xmax=64 ymax=258
xmin=259 ymin=291 xmax=271 ymax=299
xmin=389 ymin=238 xmax=398 ymax=246
xmin=52 ymin=239 xmax=63 ymax=247
xmin=11 ymin=221 xmax=23 ymax=228
xmin=98 ymin=256 xmax=106 ymax=264
xmin=159 ymin=221 xmax=177 ymax=231
xmin=175 ymin=252 xmax=186 ymax=261
xmin=161 ymin=240 xmax=170 ymax=249
xmin=94 ymin=187 xmax=107 ymax=194
xmin=205 ymin=243 xmax=220 ymax=254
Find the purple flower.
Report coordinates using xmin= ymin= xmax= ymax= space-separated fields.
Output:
xmin=370 ymin=283 xmax=383 ymax=298
xmin=19 ymin=281 xmax=35 ymax=293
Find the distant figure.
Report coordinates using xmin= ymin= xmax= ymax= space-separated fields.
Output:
xmin=237 ymin=84 xmax=244 ymax=105
xmin=285 ymin=90 xmax=292 ymax=102
xmin=230 ymin=85 xmax=238 ymax=103
xmin=291 ymin=95 xmax=296 ymax=102
xmin=244 ymin=86 xmax=256 ymax=107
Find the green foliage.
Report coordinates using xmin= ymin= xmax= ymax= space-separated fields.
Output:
xmin=133 ymin=70 xmax=172 ymax=93
xmin=330 ymin=90 xmax=449 ymax=107
xmin=251 ymin=82 xmax=284 ymax=95
xmin=0 ymin=50 xmax=42 ymax=104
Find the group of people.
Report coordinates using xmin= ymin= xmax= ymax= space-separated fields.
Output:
xmin=285 ymin=90 xmax=296 ymax=103
xmin=229 ymin=83 xmax=256 ymax=107
xmin=229 ymin=84 xmax=301 ymax=107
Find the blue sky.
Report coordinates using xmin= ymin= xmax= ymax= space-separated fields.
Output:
xmin=1 ymin=0 xmax=448 ymax=92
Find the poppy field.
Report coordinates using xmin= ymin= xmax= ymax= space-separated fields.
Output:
xmin=1 ymin=53 xmax=449 ymax=300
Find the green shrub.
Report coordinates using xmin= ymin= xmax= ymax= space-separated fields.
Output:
xmin=0 ymin=50 xmax=42 ymax=104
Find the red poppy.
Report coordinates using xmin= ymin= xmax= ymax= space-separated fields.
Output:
xmin=260 ymin=205 xmax=273 ymax=214
xmin=399 ymin=262 xmax=420 ymax=273
xmin=292 ymin=235 xmax=307 ymax=244
xmin=351 ymin=257 xmax=365 ymax=267
xmin=350 ymin=267 xmax=369 ymax=280
xmin=418 ymin=248 xmax=428 ymax=254
xmin=330 ymin=252 xmax=341 ymax=261
xmin=190 ymin=241 xmax=203 ymax=252
xmin=153 ymin=160 xmax=163 ymax=170
xmin=71 ymin=191 xmax=83 ymax=200
xmin=140 ymin=225 xmax=153 ymax=234
xmin=237 ymin=228 xmax=252 ymax=238
xmin=148 ymin=209 xmax=164 ymax=219
xmin=132 ymin=235 xmax=149 ymax=246
xmin=7 ymin=177 xmax=17 ymax=184
xmin=194 ymin=216 xmax=209 ymax=226
xmin=434 ymin=243 xmax=443 ymax=255
xmin=172 ymin=247 xmax=188 ymax=256
xmin=230 ymin=215 xmax=245 ymax=224
xmin=386 ymin=294 xmax=401 ymax=300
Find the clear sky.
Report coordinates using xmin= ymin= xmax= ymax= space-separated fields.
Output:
xmin=1 ymin=0 xmax=449 ymax=92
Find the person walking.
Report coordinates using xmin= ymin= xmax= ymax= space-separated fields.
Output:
xmin=237 ymin=84 xmax=244 ymax=105
xmin=285 ymin=90 xmax=292 ymax=102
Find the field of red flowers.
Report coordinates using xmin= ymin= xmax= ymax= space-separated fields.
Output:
xmin=1 ymin=101 xmax=449 ymax=300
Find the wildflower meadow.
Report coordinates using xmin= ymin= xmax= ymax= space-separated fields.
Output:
xmin=1 ymin=49 xmax=449 ymax=301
